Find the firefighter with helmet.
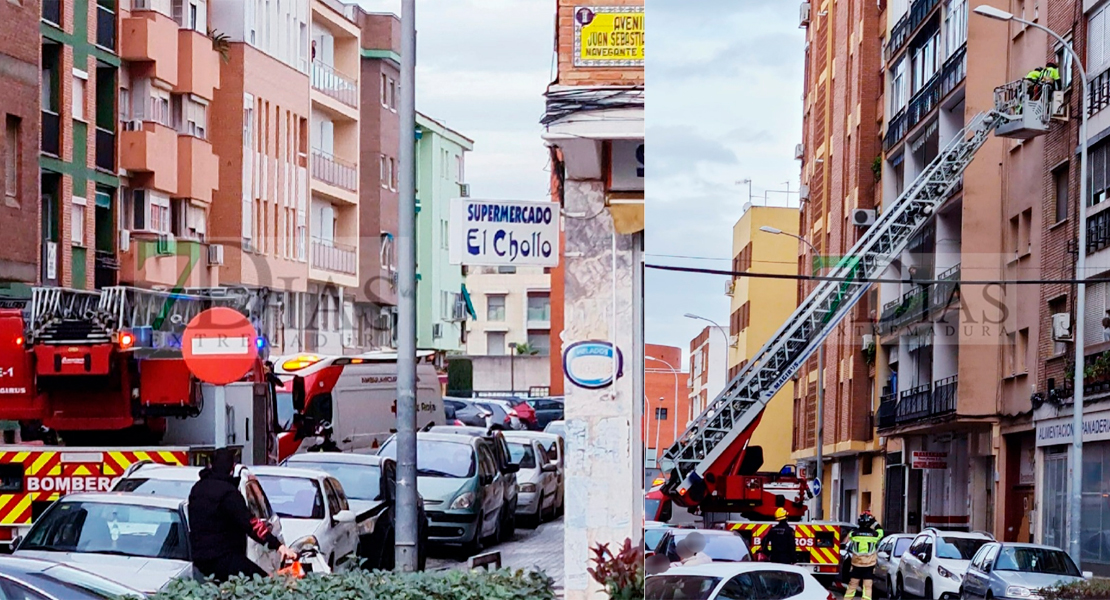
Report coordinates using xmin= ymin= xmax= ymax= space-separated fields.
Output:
xmin=844 ymin=511 xmax=884 ymax=600
xmin=762 ymin=507 xmax=797 ymax=564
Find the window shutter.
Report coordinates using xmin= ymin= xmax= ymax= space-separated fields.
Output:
xmin=1091 ymin=8 xmax=1106 ymax=74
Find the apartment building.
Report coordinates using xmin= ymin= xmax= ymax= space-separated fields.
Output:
xmin=465 ymin=266 xmax=552 ymax=356
xmin=40 ymin=0 xmax=122 ymax=290
xmin=645 ymin=343 xmax=689 ymax=465
xmin=116 ymin=0 xmax=222 ymax=290
xmin=687 ymin=326 xmax=725 ymax=424
xmin=797 ymin=0 xmax=884 ymax=522
xmin=727 ymin=206 xmax=799 ymax=486
xmin=875 ymin=0 xmax=1043 ymax=537
xmin=0 ymin=0 xmax=40 ymax=293
xmin=414 ymin=112 xmax=472 ymax=357
xmin=350 ymin=8 xmax=400 ymax=350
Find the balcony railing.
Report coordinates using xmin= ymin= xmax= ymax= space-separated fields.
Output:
xmin=884 ymin=108 xmax=908 ymax=151
xmin=527 ymin=306 xmax=551 ymax=324
xmin=930 ymin=263 xmax=960 ymax=312
xmin=311 ymin=238 xmax=357 ymax=275
xmin=311 ymin=61 xmax=358 ymax=108
xmin=41 ymin=110 xmax=60 ymax=157
xmin=42 ymin=0 xmax=61 ymax=24
xmin=907 ymin=72 xmax=942 ymax=132
xmin=884 ymin=0 xmax=942 ymax=62
xmin=877 ymin=390 xmax=898 ymax=430
xmin=1088 ymin=210 xmax=1110 ymax=254
xmin=1091 ymin=67 xmax=1110 ymax=117
xmin=312 ymin=149 xmax=357 ymax=192
xmin=896 ymin=384 xmax=933 ymax=424
xmin=939 ymin=45 xmax=967 ymax=99
xmin=932 ymin=375 xmax=958 ymax=415
xmin=95 ymin=127 xmax=115 ymax=172
xmin=880 ymin=285 xmax=930 ymax=334
xmin=96 ymin=4 xmax=116 ymax=50
xmin=94 ymin=250 xmax=118 ymax=288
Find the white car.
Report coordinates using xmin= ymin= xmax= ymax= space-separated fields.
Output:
xmin=112 ymin=463 xmax=286 ymax=573
xmin=896 ymin=529 xmax=993 ymax=600
xmin=513 ymin=430 xmax=565 ymax=516
xmin=647 ymin=562 xmax=832 ymax=600
xmin=251 ymin=466 xmax=359 ymax=572
xmin=502 ymin=434 xmax=558 ymax=525
xmin=875 ymin=533 xmax=916 ymax=597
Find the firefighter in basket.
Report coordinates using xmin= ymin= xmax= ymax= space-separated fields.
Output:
xmin=844 ymin=511 xmax=884 ymax=600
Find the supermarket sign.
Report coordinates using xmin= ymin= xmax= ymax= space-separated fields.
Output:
xmin=449 ymin=199 xmax=559 ymax=267
xmin=911 ymin=451 xmax=948 ymax=470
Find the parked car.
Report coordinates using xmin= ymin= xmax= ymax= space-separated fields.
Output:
xmin=543 ymin=420 xmax=565 ymax=439
xmin=13 ymin=493 xmax=196 ymax=595
xmin=378 ymin=431 xmax=507 ymax=553
xmin=444 ymin=398 xmax=491 ymax=428
xmin=477 ymin=399 xmax=525 ymax=430
xmin=647 ymin=562 xmax=830 ymax=600
xmin=111 ymin=463 xmax=285 ymax=573
xmin=282 ymin=452 xmax=429 ymax=571
xmin=645 ymin=521 xmax=674 ymax=555
xmin=428 ymin=425 xmax=521 ymax=539
xmin=960 ymin=542 xmax=1090 ymax=599
xmin=896 ymin=529 xmax=993 ymax=600
xmin=509 ymin=399 xmax=538 ymax=429
xmin=875 ymin=533 xmax=917 ymax=597
xmin=503 ymin=435 xmax=558 ymax=526
xmin=250 ymin=466 xmax=359 ymax=572
xmin=654 ymin=529 xmax=752 ymax=563
xmin=0 ymin=555 xmax=145 ymax=600
xmin=522 ymin=431 xmax=565 ymax=516
xmin=527 ymin=397 xmax=564 ymax=429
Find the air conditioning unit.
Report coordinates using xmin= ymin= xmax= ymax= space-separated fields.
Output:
xmin=800 ymin=1 xmax=811 ymax=27
xmin=728 ymin=334 xmax=739 ymax=348
xmin=795 ymin=143 xmax=804 ymax=160
xmin=726 ymin=279 xmax=736 ymax=295
xmin=432 ymin=323 xmax=443 ymax=339
xmin=458 ymin=183 xmax=471 ymax=198
xmin=852 ymin=208 xmax=877 ymax=227
xmin=1052 ymin=313 xmax=1073 ymax=342
xmin=799 ymin=184 xmax=810 ymax=201
xmin=121 ymin=120 xmax=143 ymax=132
xmin=155 ymin=233 xmax=176 ymax=256
xmin=861 ymin=334 xmax=875 ymax=348
xmin=119 ymin=230 xmax=131 ymax=253
xmin=207 ymin=243 xmax=225 ymax=266
xmin=1051 ymin=91 xmax=1068 ymax=120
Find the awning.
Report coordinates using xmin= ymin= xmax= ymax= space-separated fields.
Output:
xmin=608 ymin=193 xmax=644 ymax=234
xmin=461 ymin=284 xmax=477 ymax=320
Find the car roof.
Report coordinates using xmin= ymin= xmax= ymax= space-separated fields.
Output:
xmin=284 ymin=453 xmax=387 ymax=467
xmin=415 ymin=431 xmax=482 ymax=445
xmin=995 ymin=542 xmax=1069 ymax=551
xmin=668 ymin=528 xmax=741 ymax=538
xmin=659 ymin=562 xmax=813 ymax=578
xmin=124 ymin=465 xmax=204 ymax=480
xmin=250 ymin=465 xmax=330 ymax=480
xmin=0 ymin=556 xmax=145 ymax=595
xmin=923 ymin=530 xmax=993 ymax=539
xmin=56 ymin=492 xmax=186 ymax=509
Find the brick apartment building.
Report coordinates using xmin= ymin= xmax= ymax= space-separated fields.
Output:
xmin=0 ymin=0 xmax=40 ymax=293
xmin=645 ymin=343 xmax=688 ymax=464
xmin=687 ymin=326 xmax=725 ymax=423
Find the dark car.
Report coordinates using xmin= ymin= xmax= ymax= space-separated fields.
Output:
xmin=527 ymin=397 xmax=564 ymax=429
xmin=429 ymin=425 xmax=520 ymax=541
xmin=444 ymin=398 xmax=498 ymax=428
xmin=654 ymin=529 xmax=752 ymax=563
xmin=282 ymin=452 xmax=429 ymax=571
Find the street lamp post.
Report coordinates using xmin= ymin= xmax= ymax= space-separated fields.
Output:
xmin=684 ymin=313 xmax=732 ymax=406
xmin=654 ymin=396 xmax=664 ymax=460
xmin=974 ymin=4 xmax=1088 ymax=564
xmin=760 ymin=225 xmax=826 ymax=520
xmin=509 ymin=342 xmax=517 ymax=394
xmin=647 ymin=355 xmax=681 ymax=442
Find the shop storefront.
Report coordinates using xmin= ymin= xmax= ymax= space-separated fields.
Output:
xmin=890 ymin=429 xmax=994 ymax=534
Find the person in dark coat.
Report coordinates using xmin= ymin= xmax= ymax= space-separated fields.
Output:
xmin=763 ymin=507 xmax=797 ymax=564
xmin=187 ymin=448 xmax=295 ymax=582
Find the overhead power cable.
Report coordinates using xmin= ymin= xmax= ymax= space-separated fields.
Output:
xmin=645 ymin=263 xmax=1104 ymax=286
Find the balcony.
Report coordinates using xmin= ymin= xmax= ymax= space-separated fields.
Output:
xmin=175 ymin=29 xmax=221 ymax=100
xmin=120 ymin=122 xmax=178 ymax=193
xmin=1091 ymin=68 xmax=1110 ymax=118
xmin=94 ymin=250 xmax=119 ymax=288
xmin=177 ymin=135 xmax=218 ymax=203
xmin=42 ymin=0 xmax=61 ymax=25
xmin=120 ymin=12 xmax=179 ymax=86
xmin=877 ymin=389 xmax=898 ymax=430
xmin=882 ymin=377 xmax=959 ymax=428
xmin=895 ymin=383 xmax=932 ymax=424
xmin=311 ymin=61 xmax=358 ymax=109
xmin=1088 ymin=209 xmax=1110 ymax=254
xmin=95 ymin=127 xmax=115 ymax=172
xmin=41 ymin=110 xmax=60 ymax=157
xmin=932 ymin=375 xmax=958 ymax=415
xmin=878 ymin=285 xmax=930 ymax=334
xmin=884 ymin=109 xmax=907 ymax=152
xmin=940 ymin=45 xmax=967 ymax=100
xmin=312 ymin=149 xmax=357 ymax=193
xmin=118 ymin=235 xmax=219 ymax=288
xmin=96 ymin=4 xmax=116 ymax=51
xmin=930 ymin=263 xmax=960 ymax=313
xmin=311 ymin=239 xmax=357 ymax=276
xmin=884 ymin=0 xmax=942 ymax=62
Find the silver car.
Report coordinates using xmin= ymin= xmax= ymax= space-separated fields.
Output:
xmin=960 ymin=542 xmax=1090 ymax=600
xmin=13 ymin=493 xmax=196 ymax=595
xmin=505 ymin=430 xmax=564 ymax=517
xmin=875 ymin=533 xmax=917 ymax=597
xmin=505 ymin=436 xmax=558 ymax=526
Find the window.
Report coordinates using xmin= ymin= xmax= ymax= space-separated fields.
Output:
xmin=177 ymin=95 xmax=207 ymax=139
xmin=380 ymin=233 xmax=394 ymax=269
xmin=389 ymin=157 xmax=396 ymax=190
xmin=497 ymin=266 xmax=517 ymax=274
xmin=1055 ymin=164 xmax=1069 ymax=223
xmin=5 ymin=115 xmax=20 ymax=200
xmin=1091 ymin=141 xmax=1110 ymax=207
xmin=72 ymin=74 xmax=86 ymax=120
xmin=440 ymin=219 xmax=449 ymax=249
xmin=388 ymin=78 xmax=396 ymax=110
xmin=172 ymin=199 xmax=206 ymax=240
xmin=527 ymin=292 xmax=551 ymax=323
xmin=1017 ymin=328 xmax=1029 ymax=374
xmin=890 ymin=57 xmax=907 ymax=113
xmin=911 ymin=31 xmax=941 ymax=93
xmin=655 ymin=407 xmax=668 ymax=420
xmin=380 ymin=155 xmax=388 ymax=188
xmin=380 ymin=73 xmax=388 ymax=107
xmin=487 ymin=294 xmax=506 ymax=321
xmin=753 ymin=572 xmax=805 ymax=600
xmin=526 ymin=330 xmax=550 ymax=355
xmin=132 ymin=79 xmax=171 ymax=126
xmin=944 ymin=0 xmax=968 ymax=57
xmin=1009 ymin=214 xmax=1020 ymax=255
xmin=1089 ymin=4 xmax=1110 ymax=76
xmin=131 ymin=189 xmax=171 ymax=233
xmin=456 ymin=154 xmax=464 ymax=183
xmin=71 ymin=196 xmax=86 ymax=246
xmin=487 ymin=332 xmax=506 ymax=356
xmin=1055 ymin=42 xmax=1074 ymax=89
xmin=717 ymin=574 xmax=757 ymax=600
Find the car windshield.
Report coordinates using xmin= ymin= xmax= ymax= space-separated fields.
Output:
xmin=255 ymin=475 xmax=325 ymax=519
xmin=645 ymin=575 xmax=720 ymax=600
xmin=113 ymin=477 xmax=194 ymax=499
xmin=545 ymin=423 xmax=565 ymax=437
xmin=645 ymin=527 xmax=668 ymax=550
xmin=994 ymin=547 xmax=1081 ymax=576
xmin=291 ymin=462 xmax=381 ymax=501
xmin=380 ymin=439 xmax=476 ymax=478
xmin=20 ymin=501 xmax=188 ymax=561
xmin=646 ymin=499 xmax=662 ymax=521
xmin=507 ymin=442 xmax=537 ymax=469
xmin=937 ymin=537 xmax=990 ymax=560
xmin=893 ymin=537 xmax=913 ymax=557
xmin=36 ymin=564 xmax=142 ymax=600
xmin=675 ymin=531 xmax=749 ymax=561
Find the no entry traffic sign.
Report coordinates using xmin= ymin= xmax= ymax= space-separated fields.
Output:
xmin=181 ymin=307 xmax=258 ymax=385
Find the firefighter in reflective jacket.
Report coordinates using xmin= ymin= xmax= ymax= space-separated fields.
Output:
xmin=1026 ymin=62 xmax=1061 ymax=100
xmin=844 ymin=512 xmax=883 ymax=600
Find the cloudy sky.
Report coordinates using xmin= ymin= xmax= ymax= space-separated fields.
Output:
xmin=647 ymin=0 xmax=805 ymax=363
xmin=356 ymin=0 xmax=805 ymax=365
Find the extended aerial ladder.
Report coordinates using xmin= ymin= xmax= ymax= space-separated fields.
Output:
xmin=660 ymin=80 xmax=1053 ymax=517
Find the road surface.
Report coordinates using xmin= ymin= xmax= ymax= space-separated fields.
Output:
xmin=428 ymin=517 xmax=565 ymax=594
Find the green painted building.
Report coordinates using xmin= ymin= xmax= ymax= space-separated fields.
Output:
xmin=415 ymin=113 xmax=473 ymax=354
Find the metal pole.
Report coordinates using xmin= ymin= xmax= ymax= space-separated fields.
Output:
xmin=815 ymin=344 xmax=824 ymax=521
xmin=214 ymin=385 xmax=226 ymax=449
xmin=654 ymin=398 xmax=662 ymax=462
xmin=394 ymin=0 xmax=418 ymax=573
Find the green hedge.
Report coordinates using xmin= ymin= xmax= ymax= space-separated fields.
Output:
xmin=146 ymin=568 xmax=556 ymax=600
xmin=1041 ymin=580 xmax=1110 ymax=600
